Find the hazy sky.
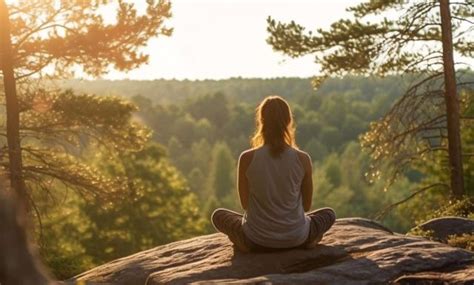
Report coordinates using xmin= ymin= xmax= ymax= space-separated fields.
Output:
xmin=105 ymin=0 xmax=360 ymax=80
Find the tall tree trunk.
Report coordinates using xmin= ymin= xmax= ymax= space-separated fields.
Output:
xmin=439 ymin=0 xmax=465 ymax=197
xmin=0 ymin=0 xmax=28 ymax=210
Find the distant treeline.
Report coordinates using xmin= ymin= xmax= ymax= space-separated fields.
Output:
xmin=58 ymin=75 xmax=408 ymax=105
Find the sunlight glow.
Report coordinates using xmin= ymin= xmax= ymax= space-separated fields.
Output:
xmin=102 ymin=0 xmax=362 ymax=80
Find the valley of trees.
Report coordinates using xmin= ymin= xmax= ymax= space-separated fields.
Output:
xmin=0 ymin=0 xmax=472 ymax=282
xmin=57 ymin=74 xmax=473 ymax=273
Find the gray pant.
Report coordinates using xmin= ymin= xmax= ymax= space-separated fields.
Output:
xmin=211 ymin=207 xmax=336 ymax=252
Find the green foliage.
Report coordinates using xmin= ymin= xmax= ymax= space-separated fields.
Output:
xmin=303 ymin=138 xmax=328 ymax=162
xmin=15 ymin=89 xmax=208 ymax=277
xmin=184 ymin=92 xmax=230 ymax=128
xmin=36 ymin=192 xmax=94 ymax=279
xmin=206 ymin=142 xmax=237 ymax=209
xmin=203 ymin=196 xmax=220 ymax=233
xmin=312 ymin=142 xmax=415 ymax=232
xmin=14 ymin=89 xmax=150 ymax=201
xmin=394 ymin=89 xmax=474 ymax=222
xmin=60 ymin=77 xmax=316 ymax=105
xmin=324 ymin=156 xmax=342 ymax=187
xmin=460 ymin=89 xmax=474 ymax=195
xmin=49 ymin=90 xmax=149 ymax=150
xmin=420 ymin=197 xmax=474 ymax=222
xmin=81 ymin=143 xmax=205 ymax=263
xmin=37 ymin=143 xmax=206 ymax=278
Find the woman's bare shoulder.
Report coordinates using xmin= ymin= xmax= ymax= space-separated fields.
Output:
xmin=295 ymin=149 xmax=312 ymax=167
xmin=239 ymin=148 xmax=256 ymax=162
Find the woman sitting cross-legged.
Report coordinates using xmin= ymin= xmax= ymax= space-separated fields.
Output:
xmin=211 ymin=95 xmax=336 ymax=252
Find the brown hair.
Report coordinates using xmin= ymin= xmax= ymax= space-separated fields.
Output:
xmin=251 ymin=95 xmax=297 ymax=156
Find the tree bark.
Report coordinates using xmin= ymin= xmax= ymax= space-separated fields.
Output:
xmin=439 ymin=0 xmax=465 ymax=197
xmin=0 ymin=0 xmax=28 ymax=210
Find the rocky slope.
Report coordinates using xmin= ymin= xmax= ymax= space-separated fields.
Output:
xmin=72 ymin=218 xmax=474 ymax=284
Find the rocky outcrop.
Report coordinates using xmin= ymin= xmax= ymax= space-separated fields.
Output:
xmin=72 ymin=218 xmax=474 ymax=284
xmin=416 ymin=216 xmax=474 ymax=242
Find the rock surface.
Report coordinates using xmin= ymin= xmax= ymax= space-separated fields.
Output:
xmin=72 ymin=218 xmax=474 ymax=284
xmin=416 ymin=216 xmax=474 ymax=242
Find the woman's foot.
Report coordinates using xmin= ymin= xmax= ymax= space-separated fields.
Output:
xmin=211 ymin=208 xmax=251 ymax=253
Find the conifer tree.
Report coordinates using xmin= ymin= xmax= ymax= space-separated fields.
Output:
xmin=267 ymin=0 xmax=473 ymax=197
xmin=0 ymin=0 xmax=172 ymax=208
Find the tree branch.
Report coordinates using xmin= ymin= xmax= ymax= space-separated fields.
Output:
xmin=373 ymin=183 xmax=449 ymax=220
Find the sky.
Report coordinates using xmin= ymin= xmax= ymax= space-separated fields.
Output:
xmin=105 ymin=0 xmax=361 ymax=80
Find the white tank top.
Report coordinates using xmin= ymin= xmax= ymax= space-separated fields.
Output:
xmin=242 ymin=145 xmax=310 ymax=248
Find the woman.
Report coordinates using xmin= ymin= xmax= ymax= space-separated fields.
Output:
xmin=211 ymin=95 xmax=336 ymax=252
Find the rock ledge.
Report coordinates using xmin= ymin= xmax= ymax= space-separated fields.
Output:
xmin=72 ymin=218 xmax=474 ymax=284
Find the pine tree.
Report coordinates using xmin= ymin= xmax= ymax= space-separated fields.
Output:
xmin=267 ymin=0 xmax=473 ymax=197
xmin=0 ymin=0 xmax=172 ymax=209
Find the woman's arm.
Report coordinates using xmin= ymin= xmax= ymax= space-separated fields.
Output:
xmin=237 ymin=150 xmax=253 ymax=210
xmin=298 ymin=151 xmax=313 ymax=212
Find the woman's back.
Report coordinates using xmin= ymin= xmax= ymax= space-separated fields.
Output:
xmin=242 ymin=145 xmax=310 ymax=248
xmin=211 ymin=96 xmax=335 ymax=253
